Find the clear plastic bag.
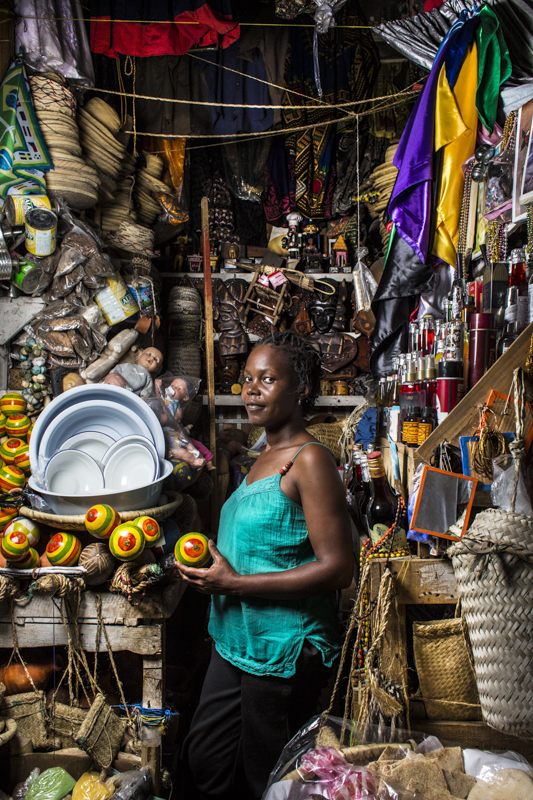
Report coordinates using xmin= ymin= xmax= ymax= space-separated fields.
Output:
xmin=109 ymin=767 xmax=152 ymax=800
xmin=352 ymin=246 xmax=378 ymax=314
xmin=72 ymin=772 xmax=115 ymax=800
xmin=491 ymin=453 xmax=533 ymax=516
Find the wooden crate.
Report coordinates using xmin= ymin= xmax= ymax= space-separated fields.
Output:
xmin=377 ymin=437 xmax=425 ymax=494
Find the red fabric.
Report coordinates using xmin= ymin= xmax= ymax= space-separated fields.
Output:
xmin=424 ymin=0 xmax=445 ymax=10
xmin=91 ymin=5 xmax=240 ymax=57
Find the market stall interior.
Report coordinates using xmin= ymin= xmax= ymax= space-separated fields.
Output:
xmin=1 ymin=0 xmax=533 ymax=796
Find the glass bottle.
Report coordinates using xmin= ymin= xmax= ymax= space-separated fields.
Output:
xmin=509 ymin=248 xmax=528 ymax=333
xmin=402 ymin=406 xmax=420 ymax=448
xmin=376 ymin=377 xmax=388 ymax=438
xmin=417 ymin=407 xmax=436 ymax=445
xmin=366 ymin=451 xmax=408 ymax=551
xmin=497 ymin=285 xmax=519 ymax=357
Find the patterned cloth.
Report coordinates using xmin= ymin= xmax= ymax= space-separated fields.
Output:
xmin=0 ymin=57 xmax=52 ymax=201
xmin=280 ymin=0 xmax=379 ymax=220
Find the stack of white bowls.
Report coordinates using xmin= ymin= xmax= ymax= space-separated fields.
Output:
xmin=28 ymin=385 xmax=172 ymax=515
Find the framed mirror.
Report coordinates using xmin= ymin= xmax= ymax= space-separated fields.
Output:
xmin=410 ymin=466 xmax=477 ymax=540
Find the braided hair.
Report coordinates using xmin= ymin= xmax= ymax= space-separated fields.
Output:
xmin=254 ymin=331 xmax=321 ymax=414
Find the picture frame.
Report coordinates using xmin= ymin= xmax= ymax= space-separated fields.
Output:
xmin=410 ymin=465 xmax=477 ymax=541
xmin=513 ymin=99 xmax=533 ymax=222
xmin=519 ymin=115 xmax=533 ymax=206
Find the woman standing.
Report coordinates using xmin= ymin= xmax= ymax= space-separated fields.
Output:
xmin=178 ymin=331 xmax=354 ymax=800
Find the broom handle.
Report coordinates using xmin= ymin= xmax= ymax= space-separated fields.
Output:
xmin=201 ymin=197 xmax=218 ymax=531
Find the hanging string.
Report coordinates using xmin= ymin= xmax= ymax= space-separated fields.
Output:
xmin=356 ymin=113 xmax=360 ymax=252
xmin=123 ymin=55 xmax=138 ymax=156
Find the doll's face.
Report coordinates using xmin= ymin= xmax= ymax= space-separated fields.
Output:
xmin=168 ymin=378 xmax=189 ymax=402
xmin=137 ymin=348 xmax=163 ymax=374
xmin=102 ymin=373 xmax=127 ymax=388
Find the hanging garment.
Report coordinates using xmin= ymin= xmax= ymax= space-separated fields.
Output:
xmin=193 ymin=42 xmax=274 ymax=135
xmin=237 ymin=26 xmax=290 ymax=127
xmin=134 ymin=55 xmax=212 ymax=137
xmin=90 ymin=0 xmax=239 ymax=58
xmin=282 ymin=0 xmax=379 ymax=220
xmin=432 ymin=41 xmax=478 ymax=267
xmin=263 ymin=137 xmax=296 ymax=225
xmin=15 ymin=0 xmax=95 ymax=85
xmin=475 ymin=6 xmax=512 ymax=133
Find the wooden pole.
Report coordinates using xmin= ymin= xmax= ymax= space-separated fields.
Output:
xmin=201 ymin=197 xmax=218 ymax=532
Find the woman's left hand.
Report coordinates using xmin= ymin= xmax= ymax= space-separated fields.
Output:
xmin=175 ymin=539 xmax=240 ymax=595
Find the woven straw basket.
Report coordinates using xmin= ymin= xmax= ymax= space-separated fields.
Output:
xmin=413 ymin=618 xmax=482 ymax=721
xmin=449 ymin=507 xmax=533 ymax=740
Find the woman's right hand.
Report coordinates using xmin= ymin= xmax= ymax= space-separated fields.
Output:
xmin=175 ymin=539 xmax=241 ymax=595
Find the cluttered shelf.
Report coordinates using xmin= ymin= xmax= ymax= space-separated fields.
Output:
xmin=203 ymin=394 xmax=366 ymax=406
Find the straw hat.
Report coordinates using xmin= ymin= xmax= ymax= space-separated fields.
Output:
xmin=106 ymin=221 xmax=158 ymax=257
xmin=83 ymin=98 xmax=121 ymax=134
xmin=46 ymin=184 xmax=98 ymax=210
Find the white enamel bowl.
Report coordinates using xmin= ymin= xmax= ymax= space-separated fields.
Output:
xmin=101 ymin=434 xmax=159 ymax=472
xmin=28 ymin=459 xmax=173 ymax=515
xmin=38 ymin=400 xmax=153 ymax=463
xmin=59 ymin=431 xmax=116 ymax=462
xmin=29 ymin=384 xmax=165 ymax=469
xmin=103 ymin=442 xmax=158 ymax=491
xmin=45 ymin=450 xmax=104 ymax=494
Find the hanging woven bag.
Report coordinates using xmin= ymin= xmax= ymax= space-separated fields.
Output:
xmin=449 ymin=369 xmax=533 ymax=740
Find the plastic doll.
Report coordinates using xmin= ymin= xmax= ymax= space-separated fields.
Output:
xmin=109 ymin=347 xmax=163 ymax=398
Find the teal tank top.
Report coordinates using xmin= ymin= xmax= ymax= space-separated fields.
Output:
xmin=208 ymin=442 xmax=342 ymax=678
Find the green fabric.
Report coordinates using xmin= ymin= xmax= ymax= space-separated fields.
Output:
xmin=209 ymin=442 xmax=342 ymax=678
xmin=475 ymin=6 xmax=512 ymax=133
xmin=0 ymin=56 xmax=52 ymax=200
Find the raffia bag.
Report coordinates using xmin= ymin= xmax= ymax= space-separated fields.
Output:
xmin=413 ymin=618 xmax=482 ymax=721
xmin=449 ymin=506 xmax=533 ymax=739
xmin=75 ymin=693 xmax=127 ymax=768
xmin=49 ymin=702 xmax=88 ymax=748
xmin=0 ymin=690 xmax=48 ymax=747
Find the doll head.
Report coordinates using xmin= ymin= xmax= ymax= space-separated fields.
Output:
xmin=166 ymin=377 xmax=193 ymax=403
xmin=101 ymin=372 xmax=128 ymax=389
xmin=137 ymin=347 xmax=163 ymax=375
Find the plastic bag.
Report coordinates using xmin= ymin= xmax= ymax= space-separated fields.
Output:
xmin=73 ymin=772 xmax=115 ymax=800
xmin=154 ymin=192 xmax=189 ymax=226
xmin=153 ymin=373 xmax=201 ymax=423
xmin=24 ymin=768 xmax=76 ymax=800
xmin=491 ymin=453 xmax=533 ymax=516
xmin=463 ymin=748 xmax=533 ymax=779
xmin=12 ymin=768 xmax=40 ymax=800
xmin=109 ymin=767 xmax=152 ymax=800
xmin=54 ymin=246 xmax=87 ymax=279
xmin=352 ymin=247 xmax=378 ymax=314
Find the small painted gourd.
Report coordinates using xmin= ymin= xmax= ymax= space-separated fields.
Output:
xmin=46 ymin=532 xmax=82 ymax=566
xmin=4 ymin=517 xmax=40 ymax=547
xmin=26 ymin=422 xmax=35 ymax=445
xmin=109 ymin=523 xmax=145 ymax=561
xmin=5 ymin=413 xmax=30 ymax=439
xmin=174 ymin=533 xmax=210 ymax=568
xmin=0 ymin=438 xmax=28 ymax=464
xmin=0 ymin=464 xmax=25 ymax=491
xmin=13 ymin=446 xmax=31 ymax=474
xmin=1 ymin=530 xmax=29 ymax=561
xmin=133 ymin=516 xmax=160 ymax=545
xmin=85 ymin=504 xmax=121 ymax=539
xmin=0 ymin=412 xmax=6 ymax=436
xmin=10 ymin=547 xmax=40 ymax=569
xmin=0 ymin=393 xmax=26 ymax=417
xmin=0 ymin=508 xmax=17 ymax=533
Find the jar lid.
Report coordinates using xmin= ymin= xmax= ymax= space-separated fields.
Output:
xmin=470 ymin=312 xmax=495 ymax=329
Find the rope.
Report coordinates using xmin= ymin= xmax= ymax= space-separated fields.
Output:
xmin=509 ymin=367 xmax=526 ymax=513
xmin=25 ymin=574 xmax=85 ymax=599
xmin=112 ymin=703 xmax=178 ymax=734
xmin=109 ymin=563 xmax=165 ymax=604
xmin=0 ymin=576 xmax=19 ymax=604
xmin=94 ymin=596 xmax=137 ymax=742
xmin=13 ymin=12 xmax=372 ymax=28
xmin=85 ymin=82 xmax=420 ymax=112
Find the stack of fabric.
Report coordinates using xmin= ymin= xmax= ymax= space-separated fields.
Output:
xmin=106 ymin=221 xmax=158 ymax=258
xmin=166 ymin=286 xmax=203 ymax=378
xmin=29 ymin=74 xmax=99 ymax=210
xmin=134 ymin=152 xmax=169 ymax=227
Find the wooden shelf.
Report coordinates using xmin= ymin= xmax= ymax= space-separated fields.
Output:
xmin=203 ymin=395 xmax=365 ymax=406
xmin=160 ymin=271 xmax=354 ymax=282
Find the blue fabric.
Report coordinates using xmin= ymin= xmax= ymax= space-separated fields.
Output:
xmin=209 ymin=444 xmax=341 ymax=678
xmin=445 ymin=13 xmax=480 ymax=89
xmin=354 ymin=408 xmax=377 ymax=450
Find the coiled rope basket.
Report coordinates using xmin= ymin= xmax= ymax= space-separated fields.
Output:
xmin=449 ymin=368 xmax=533 ymax=740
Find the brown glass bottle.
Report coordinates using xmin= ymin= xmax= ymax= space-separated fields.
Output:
xmin=366 ymin=452 xmax=408 ymax=551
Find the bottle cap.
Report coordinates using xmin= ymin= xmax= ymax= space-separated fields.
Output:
xmin=366 ymin=451 xmax=382 ymax=460
xmin=425 ymin=355 xmax=437 ymax=380
xmin=510 ymin=248 xmax=526 ymax=263
xmin=470 ymin=312 xmax=495 ymax=330
xmin=437 ymin=360 xmax=464 ymax=379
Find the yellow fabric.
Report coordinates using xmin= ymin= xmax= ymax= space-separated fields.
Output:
xmin=432 ymin=43 xmax=479 ymax=266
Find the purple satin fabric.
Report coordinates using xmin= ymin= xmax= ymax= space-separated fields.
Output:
xmin=388 ymin=37 xmax=450 ymax=263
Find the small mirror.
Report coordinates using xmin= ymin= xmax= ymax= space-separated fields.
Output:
xmin=410 ymin=466 xmax=477 ymax=540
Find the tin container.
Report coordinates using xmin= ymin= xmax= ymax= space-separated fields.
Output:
xmin=24 ymin=208 xmax=57 ymax=256
xmin=126 ymin=277 xmax=154 ymax=320
xmin=95 ymin=272 xmax=139 ymax=325
xmin=332 ymin=380 xmax=349 ymax=395
xmin=5 ymin=195 xmax=51 ymax=226
xmin=12 ymin=257 xmax=42 ymax=294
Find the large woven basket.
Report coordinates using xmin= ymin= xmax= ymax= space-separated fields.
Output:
xmin=19 ymin=491 xmax=183 ymax=532
xmin=449 ymin=507 xmax=533 ymax=740
xmin=412 ymin=618 xmax=481 ymax=721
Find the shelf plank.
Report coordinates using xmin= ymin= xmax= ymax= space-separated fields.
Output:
xmin=203 ymin=395 xmax=365 ymax=406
